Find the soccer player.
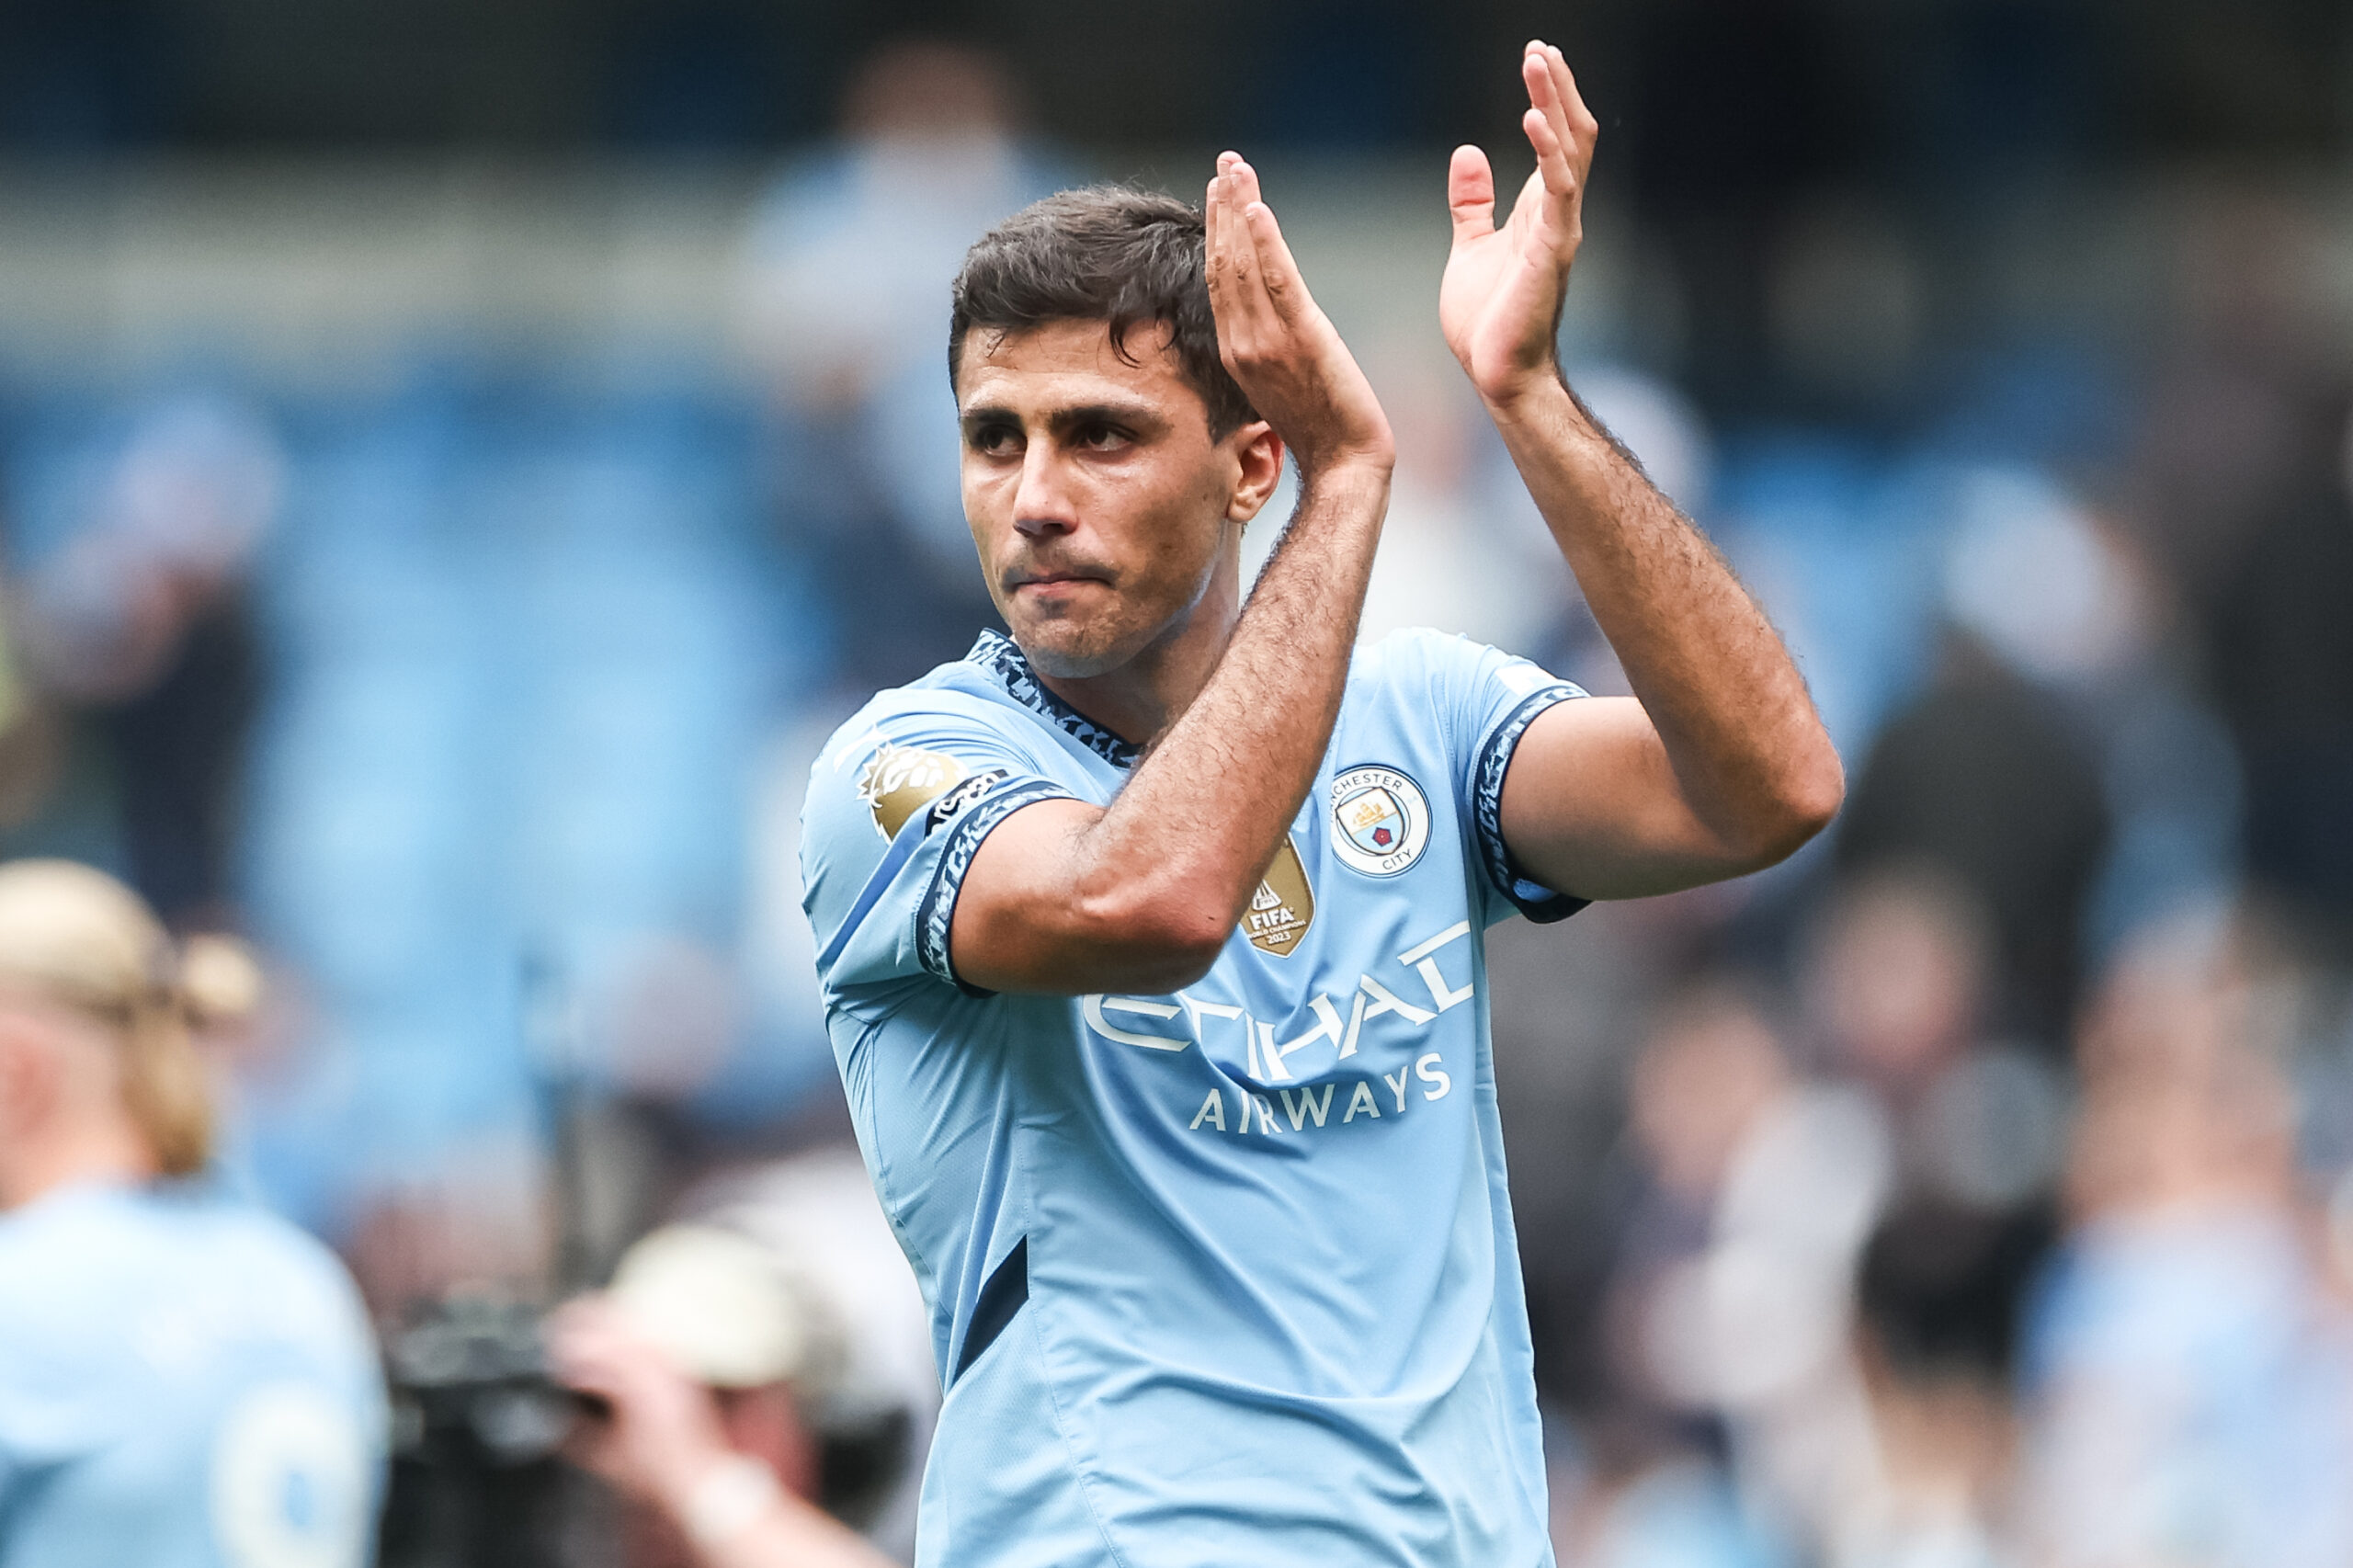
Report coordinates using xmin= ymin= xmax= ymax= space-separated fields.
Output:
xmin=0 ymin=859 xmax=386 ymax=1568
xmin=801 ymin=41 xmax=1842 ymax=1568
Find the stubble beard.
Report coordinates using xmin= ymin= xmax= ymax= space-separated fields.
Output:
xmin=1014 ymin=610 xmax=1142 ymax=680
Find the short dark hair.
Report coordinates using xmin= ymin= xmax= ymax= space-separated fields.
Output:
xmin=949 ymin=186 xmax=1256 ymax=438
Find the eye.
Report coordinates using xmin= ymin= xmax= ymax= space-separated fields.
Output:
xmin=966 ymin=422 xmax=1021 ymax=458
xmin=1074 ymin=421 xmax=1133 ymax=453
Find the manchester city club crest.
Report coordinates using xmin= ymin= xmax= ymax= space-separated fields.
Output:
xmin=1329 ymin=765 xmax=1431 ymax=876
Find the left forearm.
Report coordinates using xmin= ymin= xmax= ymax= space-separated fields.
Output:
xmin=1489 ymin=377 xmax=1842 ymax=858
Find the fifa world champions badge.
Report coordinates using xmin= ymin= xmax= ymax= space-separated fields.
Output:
xmin=1329 ymin=766 xmax=1432 ymax=876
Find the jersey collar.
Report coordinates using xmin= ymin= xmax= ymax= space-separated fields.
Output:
xmin=967 ymin=630 xmax=1142 ymax=770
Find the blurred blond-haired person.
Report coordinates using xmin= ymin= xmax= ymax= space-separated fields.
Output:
xmin=0 ymin=859 xmax=386 ymax=1568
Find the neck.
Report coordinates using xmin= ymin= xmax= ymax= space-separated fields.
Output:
xmin=1031 ymin=550 xmax=1243 ymax=746
xmin=0 ymin=1119 xmax=155 ymax=1210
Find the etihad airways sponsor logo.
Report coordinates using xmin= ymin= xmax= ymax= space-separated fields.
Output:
xmin=1185 ymin=1051 xmax=1452 ymax=1137
xmin=1081 ymin=917 xmax=1476 ymax=1088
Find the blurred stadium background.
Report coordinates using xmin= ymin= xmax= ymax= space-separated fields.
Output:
xmin=4 ymin=0 xmax=2352 ymax=1561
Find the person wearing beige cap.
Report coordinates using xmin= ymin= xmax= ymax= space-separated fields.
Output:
xmin=0 ymin=858 xmax=386 ymax=1568
xmin=545 ymin=1153 xmax=922 ymax=1562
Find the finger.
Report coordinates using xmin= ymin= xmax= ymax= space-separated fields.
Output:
xmin=1448 ymin=144 xmax=1495 ymax=243
xmin=1204 ymin=157 xmax=1242 ymax=320
xmin=1240 ymin=193 xmax=1313 ymax=327
xmin=1207 ymin=161 xmax=1278 ymax=370
xmin=1205 ymin=153 xmax=1234 ymax=276
xmin=1522 ymin=47 xmax=1576 ymax=182
xmin=1545 ymin=42 xmax=1599 ymax=144
xmin=1522 ymin=106 xmax=1575 ymax=203
xmin=1205 ymin=176 xmax=1226 ymax=307
xmin=1226 ymin=155 xmax=1269 ymax=300
xmin=1524 ymin=44 xmax=1597 ymax=188
xmin=1222 ymin=159 xmax=1283 ymax=333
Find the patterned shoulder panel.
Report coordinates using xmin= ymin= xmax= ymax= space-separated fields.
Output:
xmin=966 ymin=631 xmax=1141 ymax=770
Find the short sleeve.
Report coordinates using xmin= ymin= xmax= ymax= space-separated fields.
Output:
xmin=1409 ymin=631 xmax=1591 ymax=927
xmin=801 ymin=703 xmax=1076 ymax=1003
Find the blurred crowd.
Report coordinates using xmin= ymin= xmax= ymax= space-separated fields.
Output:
xmin=3 ymin=26 xmax=2353 ymax=1568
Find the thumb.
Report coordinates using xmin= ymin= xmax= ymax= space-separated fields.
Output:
xmin=1448 ymin=145 xmax=1495 ymax=244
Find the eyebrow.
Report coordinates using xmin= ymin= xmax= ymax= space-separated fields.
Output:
xmin=959 ymin=401 xmax=1173 ymax=441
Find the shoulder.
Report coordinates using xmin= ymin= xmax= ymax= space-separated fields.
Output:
xmin=1348 ymin=629 xmax=1571 ymax=737
xmin=0 ymin=1187 xmax=370 ymax=1372
xmin=810 ymin=642 xmax=1057 ymax=777
xmin=1352 ymin=626 xmax=1537 ymax=696
xmin=1354 ymin=625 xmax=1472 ymax=682
xmin=805 ymin=681 xmax=1045 ymax=847
xmin=1359 ymin=626 xmax=1568 ymax=687
xmin=159 ymin=1188 xmax=377 ymax=1345
xmin=200 ymin=1198 xmax=361 ymax=1294
xmin=0 ymin=1184 xmax=148 ymax=1280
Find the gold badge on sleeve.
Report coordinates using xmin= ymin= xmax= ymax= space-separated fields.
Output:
xmin=1244 ymin=835 xmax=1315 ymax=957
xmin=858 ymin=743 xmax=967 ymax=838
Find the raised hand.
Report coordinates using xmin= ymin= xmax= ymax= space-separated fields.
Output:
xmin=548 ymin=1296 xmax=738 ymax=1510
xmin=1204 ymin=153 xmax=1394 ymax=480
xmin=1440 ymin=42 xmax=1599 ymax=407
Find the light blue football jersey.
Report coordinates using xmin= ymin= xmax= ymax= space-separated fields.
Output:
xmin=0 ymin=1181 xmax=387 ymax=1568
xmin=801 ymin=627 xmax=1586 ymax=1568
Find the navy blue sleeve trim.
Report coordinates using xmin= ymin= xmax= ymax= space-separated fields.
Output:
xmin=915 ymin=778 xmax=1077 ymax=995
xmin=1472 ymin=684 xmax=1590 ymax=924
xmin=952 ymin=1236 xmax=1029 ymax=1382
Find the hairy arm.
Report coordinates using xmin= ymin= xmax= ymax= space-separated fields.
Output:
xmin=1447 ymin=44 xmax=1842 ymax=900
xmin=952 ymin=156 xmax=1396 ymax=994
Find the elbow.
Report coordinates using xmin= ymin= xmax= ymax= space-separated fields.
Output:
xmin=1072 ymin=882 xmax=1233 ymax=993
xmin=1767 ymin=746 xmax=1848 ymax=863
xmin=1729 ymin=744 xmax=1846 ymax=873
xmin=1784 ymin=742 xmax=1848 ymax=844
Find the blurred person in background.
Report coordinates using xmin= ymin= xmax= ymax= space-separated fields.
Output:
xmin=1558 ymin=980 xmax=1799 ymax=1566
xmin=1834 ymin=633 xmax=2108 ymax=1046
xmin=0 ymin=396 xmax=278 ymax=932
xmin=2124 ymin=234 xmax=2353 ymax=953
xmin=1622 ymin=974 xmax=1889 ymax=1562
xmin=2018 ymin=904 xmax=2353 ymax=1568
xmin=1834 ymin=1202 xmax=2048 ymax=1568
xmin=551 ymin=1148 xmax=935 ymax=1568
xmin=738 ymin=40 xmax=1065 ymax=687
xmin=1567 ymin=880 xmax=2063 ymax=1566
xmin=1799 ymin=867 xmax=2067 ymax=1224
xmin=0 ymin=858 xmax=385 ymax=1568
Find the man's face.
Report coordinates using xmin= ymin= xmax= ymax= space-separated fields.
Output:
xmin=956 ymin=320 xmax=1273 ymax=679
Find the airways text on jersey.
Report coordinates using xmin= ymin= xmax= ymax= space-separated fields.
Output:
xmin=1083 ymin=915 xmax=1475 ymax=1135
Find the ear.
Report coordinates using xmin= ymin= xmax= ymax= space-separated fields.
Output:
xmin=1224 ymin=421 xmax=1284 ymax=524
xmin=0 ymin=1015 xmax=57 ymax=1140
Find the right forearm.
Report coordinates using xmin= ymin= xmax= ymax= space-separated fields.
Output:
xmin=1080 ymin=462 xmax=1388 ymax=929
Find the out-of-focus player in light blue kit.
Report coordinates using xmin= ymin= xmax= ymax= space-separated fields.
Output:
xmin=802 ymin=43 xmax=1844 ymax=1568
xmin=0 ymin=860 xmax=385 ymax=1568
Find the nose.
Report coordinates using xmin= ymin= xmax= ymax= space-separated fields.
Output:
xmin=1011 ymin=442 xmax=1078 ymax=539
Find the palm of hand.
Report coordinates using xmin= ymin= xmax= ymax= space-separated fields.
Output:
xmin=1440 ymin=43 xmax=1597 ymax=405
xmin=1440 ymin=169 xmax=1576 ymax=401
